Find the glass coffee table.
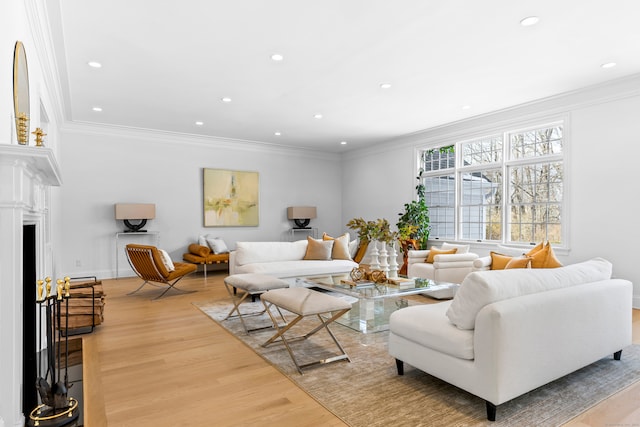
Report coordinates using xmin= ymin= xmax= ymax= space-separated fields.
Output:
xmin=290 ymin=274 xmax=458 ymax=333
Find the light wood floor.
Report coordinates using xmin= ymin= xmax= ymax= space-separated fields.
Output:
xmin=84 ymin=272 xmax=640 ymax=426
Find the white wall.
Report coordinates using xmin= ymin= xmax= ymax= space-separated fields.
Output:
xmin=342 ymin=74 xmax=640 ymax=307
xmin=58 ymin=125 xmax=345 ymax=278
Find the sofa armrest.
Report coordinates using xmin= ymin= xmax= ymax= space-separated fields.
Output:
xmin=408 ymin=250 xmax=430 ymax=264
xmin=229 ymin=250 xmax=237 ymax=275
xmin=473 ymin=279 xmax=632 ymax=405
xmin=472 ymin=256 xmax=492 ymax=271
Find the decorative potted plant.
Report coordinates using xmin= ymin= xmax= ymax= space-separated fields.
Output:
xmin=396 ymin=171 xmax=430 ymax=250
xmin=346 ymin=217 xmax=375 ymax=263
xmin=396 ymin=171 xmax=430 ymax=274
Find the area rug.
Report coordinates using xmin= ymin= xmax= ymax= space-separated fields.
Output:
xmin=194 ymin=299 xmax=640 ymax=427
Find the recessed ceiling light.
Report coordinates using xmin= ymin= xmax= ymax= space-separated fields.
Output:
xmin=380 ymin=83 xmax=391 ymax=89
xmin=520 ymin=16 xmax=539 ymax=26
xmin=271 ymin=54 xmax=284 ymax=61
xmin=92 ymin=107 xmax=102 ymax=112
xmin=195 ymin=121 xmax=204 ymax=126
xmin=221 ymin=97 xmax=232 ymax=103
xmin=601 ymin=62 xmax=617 ymax=69
xmin=88 ymin=61 xmax=102 ymax=68
xmin=462 ymin=105 xmax=471 ymax=110
xmin=340 ymin=141 xmax=347 ymax=145
xmin=314 ymin=114 xmax=323 ymax=119
xmin=274 ymin=131 xmax=281 ymax=136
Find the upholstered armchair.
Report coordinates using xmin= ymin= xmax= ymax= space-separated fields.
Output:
xmin=126 ymin=244 xmax=197 ymax=299
xmin=407 ymin=242 xmax=478 ymax=284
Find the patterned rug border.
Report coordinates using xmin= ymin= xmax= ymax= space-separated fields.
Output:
xmin=194 ymin=299 xmax=640 ymax=427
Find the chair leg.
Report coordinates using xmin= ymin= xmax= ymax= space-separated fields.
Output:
xmin=127 ymin=280 xmax=151 ymax=295
xmin=152 ymin=276 xmax=195 ymax=300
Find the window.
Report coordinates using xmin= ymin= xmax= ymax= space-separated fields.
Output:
xmin=419 ymin=122 xmax=564 ymax=245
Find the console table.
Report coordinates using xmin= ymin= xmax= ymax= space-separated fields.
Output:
xmin=114 ymin=231 xmax=159 ymax=278
xmin=288 ymin=227 xmax=317 ymax=241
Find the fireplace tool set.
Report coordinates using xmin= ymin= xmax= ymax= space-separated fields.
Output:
xmin=28 ymin=277 xmax=79 ymax=426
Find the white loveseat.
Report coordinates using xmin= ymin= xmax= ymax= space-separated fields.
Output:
xmin=388 ymin=258 xmax=632 ymax=421
xmin=229 ymin=240 xmax=358 ymax=279
xmin=407 ymin=242 xmax=479 ymax=284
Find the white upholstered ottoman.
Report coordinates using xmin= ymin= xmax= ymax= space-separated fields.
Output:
xmin=260 ymin=287 xmax=352 ymax=374
xmin=223 ymin=273 xmax=289 ymax=333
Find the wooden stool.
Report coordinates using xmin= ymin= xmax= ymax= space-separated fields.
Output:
xmin=260 ymin=287 xmax=352 ymax=374
xmin=223 ymin=273 xmax=289 ymax=333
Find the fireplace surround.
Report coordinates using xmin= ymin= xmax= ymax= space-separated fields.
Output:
xmin=0 ymin=145 xmax=61 ymax=427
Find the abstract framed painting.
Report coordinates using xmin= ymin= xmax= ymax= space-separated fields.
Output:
xmin=203 ymin=168 xmax=259 ymax=227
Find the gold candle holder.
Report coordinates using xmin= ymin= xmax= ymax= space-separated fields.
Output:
xmin=37 ymin=279 xmax=44 ymax=302
xmin=56 ymin=279 xmax=64 ymax=301
xmin=31 ymin=127 xmax=46 ymax=147
xmin=64 ymin=276 xmax=71 ymax=298
xmin=16 ymin=112 xmax=29 ymax=145
xmin=45 ymin=277 xmax=52 ymax=298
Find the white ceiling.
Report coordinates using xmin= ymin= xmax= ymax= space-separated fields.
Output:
xmin=47 ymin=0 xmax=640 ymax=152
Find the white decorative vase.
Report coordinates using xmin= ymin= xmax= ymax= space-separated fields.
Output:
xmin=379 ymin=241 xmax=389 ymax=274
xmin=388 ymin=243 xmax=399 ymax=278
xmin=369 ymin=240 xmax=380 ymax=271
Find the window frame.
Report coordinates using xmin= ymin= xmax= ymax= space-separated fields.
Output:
xmin=416 ymin=117 xmax=569 ymax=249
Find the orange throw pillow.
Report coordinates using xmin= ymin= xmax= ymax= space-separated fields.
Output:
xmin=526 ymin=242 xmax=563 ymax=268
xmin=490 ymin=252 xmax=513 ymax=270
xmin=426 ymin=247 xmax=457 ymax=263
xmin=505 ymin=256 xmax=532 ymax=269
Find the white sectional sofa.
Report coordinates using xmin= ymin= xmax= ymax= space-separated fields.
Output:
xmin=388 ymin=258 xmax=632 ymax=421
xmin=229 ymin=240 xmax=358 ymax=279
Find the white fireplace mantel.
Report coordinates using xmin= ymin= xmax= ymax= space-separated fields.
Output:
xmin=0 ymin=145 xmax=62 ymax=187
xmin=0 ymin=143 xmax=61 ymax=427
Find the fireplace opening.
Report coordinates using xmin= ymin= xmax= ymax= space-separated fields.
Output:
xmin=23 ymin=224 xmax=37 ymax=415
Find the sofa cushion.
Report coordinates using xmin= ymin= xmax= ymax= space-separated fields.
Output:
xmin=446 ymin=257 xmax=613 ymax=330
xmin=322 ymin=232 xmax=352 ymax=260
xmin=304 ymin=237 xmax=334 ymax=260
xmin=426 ymin=247 xmax=457 ymax=263
xmin=235 ymin=240 xmax=308 ymax=265
xmin=390 ymin=302 xmax=474 ymax=360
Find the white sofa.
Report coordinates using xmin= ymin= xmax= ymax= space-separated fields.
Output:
xmin=388 ymin=258 xmax=632 ymax=421
xmin=229 ymin=240 xmax=358 ymax=279
xmin=407 ymin=242 xmax=479 ymax=284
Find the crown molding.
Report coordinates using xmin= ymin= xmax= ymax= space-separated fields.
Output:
xmin=343 ymin=72 xmax=640 ymax=160
xmin=60 ymin=121 xmax=342 ymax=161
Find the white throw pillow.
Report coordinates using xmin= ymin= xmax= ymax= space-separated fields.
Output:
xmin=348 ymin=239 xmax=359 ymax=259
xmin=198 ymin=235 xmax=208 ymax=247
xmin=158 ymin=249 xmax=175 ymax=272
xmin=446 ymin=257 xmax=613 ymax=330
xmin=209 ymin=238 xmax=229 ymax=254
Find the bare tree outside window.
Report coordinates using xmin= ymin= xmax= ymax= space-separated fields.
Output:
xmin=419 ymin=122 xmax=564 ymax=245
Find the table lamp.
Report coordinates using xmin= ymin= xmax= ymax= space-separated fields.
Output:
xmin=115 ymin=203 xmax=156 ymax=232
xmin=287 ymin=206 xmax=317 ymax=229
